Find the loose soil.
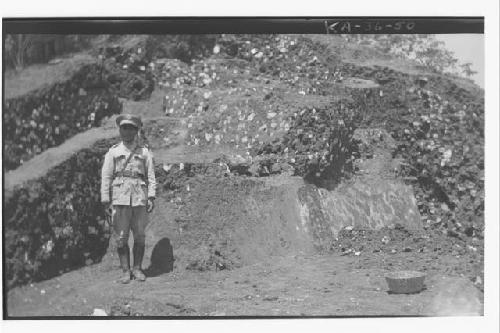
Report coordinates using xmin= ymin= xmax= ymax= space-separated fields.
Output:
xmin=7 ymin=252 xmax=482 ymax=317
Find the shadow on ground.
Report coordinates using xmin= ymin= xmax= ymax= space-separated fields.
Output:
xmin=144 ymin=237 xmax=174 ymax=277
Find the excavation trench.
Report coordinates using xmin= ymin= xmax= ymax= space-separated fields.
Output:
xmin=101 ymin=163 xmax=422 ymax=275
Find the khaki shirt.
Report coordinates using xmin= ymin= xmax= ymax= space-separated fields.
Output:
xmin=101 ymin=142 xmax=156 ymax=206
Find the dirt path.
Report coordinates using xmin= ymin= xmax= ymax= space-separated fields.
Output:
xmin=4 ymin=126 xmax=117 ymax=192
xmin=6 ymin=252 xmax=482 ymax=317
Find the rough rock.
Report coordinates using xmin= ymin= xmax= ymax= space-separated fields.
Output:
xmin=298 ymin=179 xmax=423 ymax=244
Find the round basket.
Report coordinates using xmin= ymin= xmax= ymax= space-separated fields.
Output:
xmin=385 ymin=270 xmax=426 ymax=294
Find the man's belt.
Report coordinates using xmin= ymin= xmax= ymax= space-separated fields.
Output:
xmin=114 ymin=170 xmax=145 ymax=179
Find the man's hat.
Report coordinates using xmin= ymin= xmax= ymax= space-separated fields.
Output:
xmin=116 ymin=114 xmax=142 ymax=128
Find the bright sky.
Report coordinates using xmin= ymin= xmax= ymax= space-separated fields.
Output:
xmin=435 ymin=34 xmax=484 ymax=88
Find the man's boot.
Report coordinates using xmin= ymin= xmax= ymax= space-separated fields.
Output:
xmin=132 ymin=242 xmax=146 ymax=281
xmin=117 ymin=244 xmax=131 ymax=284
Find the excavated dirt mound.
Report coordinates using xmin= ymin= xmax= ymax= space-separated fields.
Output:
xmin=100 ymin=167 xmax=422 ymax=276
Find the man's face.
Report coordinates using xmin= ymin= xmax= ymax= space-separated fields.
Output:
xmin=119 ymin=124 xmax=138 ymax=142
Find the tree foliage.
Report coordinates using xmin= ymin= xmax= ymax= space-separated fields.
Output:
xmin=344 ymin=34 xmax=478 ymax=79
xmin=4 ymin=34 xmax=93 ymax=70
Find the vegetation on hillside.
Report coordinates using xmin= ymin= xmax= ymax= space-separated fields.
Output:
xmin=344 ymin=34 xmax=478 ymax=79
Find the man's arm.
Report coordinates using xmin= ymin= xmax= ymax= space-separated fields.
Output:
xmin=101 ymin=150 xmax=114 ymax=203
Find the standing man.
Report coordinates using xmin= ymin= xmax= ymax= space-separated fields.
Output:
xmin=101 ymin=114 xmax=156 ymax=283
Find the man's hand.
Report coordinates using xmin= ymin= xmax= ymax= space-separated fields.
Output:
xmin=102 ymin=201 xmax=113 ymax=218
xmin=147 ymin=198 xmax=155 ymax=213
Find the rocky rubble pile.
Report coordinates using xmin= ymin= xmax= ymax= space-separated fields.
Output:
xmin=153 ymin=55 xmax=291 ymax=150
xmin=154 ymin=58 xmax=229 ymax=119
xmin=158 ymin=162 xmax=228 ymax=197
xmin=3 ymin=64 xmax=122 ymax=171
xmin=212 ymin=154 xmax=292 ymax=178
xmin=99 ymin=44 xmax=155 ymax=101
xmin=145 ymin=35 xmax=217 ymax=65
xmin=336 ymin=62 xmax=484 ymax=242
xmin=153 ymin=35 xmax=348 ymax=149
xmin=392 ymin=82 xmax=484 ymax=240
xmin=151 ymin=35 xmax=368 ymax=186
xmin=99 ymin=35 xmax=219 ymax=101
xmin=254 ymin=101 xmax=361 ymax=188
xmin=216 ymin=34 xmax=344 ymax=94
xmin=330 ymin=224 xmax=484 ymax=291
